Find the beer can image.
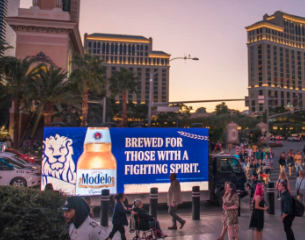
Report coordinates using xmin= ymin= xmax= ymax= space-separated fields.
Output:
xmin=76 ymin=127 xmax=117 ymax=195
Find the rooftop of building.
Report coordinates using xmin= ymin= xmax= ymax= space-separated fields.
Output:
xmin=151 ymin=50 xmax=170 ymax=56
xmin=86 ymin=33 xmax=149 ymax=40
xmin=246 ymin=11 xmax=305 ymax=29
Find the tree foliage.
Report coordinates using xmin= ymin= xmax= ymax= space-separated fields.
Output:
xmin=0 ymin=186 xmax=69 ymax=240
xmin=30 ymin=65 xmax=81 ymax=126
xmin=70 ymin=53 xmax=106 ymax=126
xmin=108 ymin=68 xmax=138 ymax=126
xmin=215 ymin=102 xmax=229 ymax=115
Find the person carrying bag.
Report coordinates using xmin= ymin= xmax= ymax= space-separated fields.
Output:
xmin=296 ymin=170 xmax=305 ymax=205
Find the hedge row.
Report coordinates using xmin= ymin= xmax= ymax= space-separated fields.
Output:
xmin=0 ymin=186 xmax=69 ymax=240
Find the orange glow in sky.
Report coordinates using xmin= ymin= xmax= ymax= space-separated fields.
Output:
xmin=20 ymin=0 xmax=305 ymax=112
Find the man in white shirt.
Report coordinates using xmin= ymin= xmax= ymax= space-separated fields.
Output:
xmin=62 ymin=196 xmax=107 ymax=240
xmin=167 ymin=173 xmax=186 ymax=230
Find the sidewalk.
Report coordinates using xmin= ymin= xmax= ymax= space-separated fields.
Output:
xmin=98 ymin=198 xmax=305 ymax=240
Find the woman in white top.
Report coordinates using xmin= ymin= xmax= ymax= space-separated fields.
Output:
xmin=296 ymin=170 xmax=305 ymax=205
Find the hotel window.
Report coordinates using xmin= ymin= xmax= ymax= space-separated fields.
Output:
xmin=102 ymin=43 xmax=105 ymax=54
xmin=114 ymin=44 xmax=118 ymax=54
xmin=259 ymin=104 xmax=263 ymax=112
xmin=106 ymin=43 xmax=109 ymax=54
xmin=258 ymin=45 xmax=262 ymax=86
xmin=88 ymin=41 xmax=92 ymax=47
xmin=132 ymin=45 xmax=135 ymax=55
xmin=145 ymin=45 xmax=148 ymax=51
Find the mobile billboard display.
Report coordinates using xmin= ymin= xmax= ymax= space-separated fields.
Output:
xmin=41 ymin=127 xmax=209 ymax=196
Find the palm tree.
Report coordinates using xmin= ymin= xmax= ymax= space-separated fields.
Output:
xmin=0 ymin=39 xmax=13 ymax=59
xmin=0 ymin=57 xmax=39 ymax=148
xmin=70 ymin=53 xmax=106 ymax=126
xmin=30 ymin=65 xmax=81 ymax=127
xmin=109 ymin=68 xmax=138 ymax=127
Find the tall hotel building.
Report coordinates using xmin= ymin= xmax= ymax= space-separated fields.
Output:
xmin=0 ymin=0 xmax=20 ymax=56
xmin=246 ymin=11 xmax=305 ymax=114
xmin=84 ymin=33 xmax=170 ymax=104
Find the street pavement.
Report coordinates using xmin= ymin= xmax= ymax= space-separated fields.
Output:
xmin=99 ymin=141 xmax=305 ymax=240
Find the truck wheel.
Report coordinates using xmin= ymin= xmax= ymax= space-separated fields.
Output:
xmin=10 ymin=177 xmax=27 ymax=187
xmin=216 ymin=189 xmax=225 ymax=206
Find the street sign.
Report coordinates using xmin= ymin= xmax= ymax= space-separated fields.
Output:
xmin=157 ymin=106 xmax=179 ymax=112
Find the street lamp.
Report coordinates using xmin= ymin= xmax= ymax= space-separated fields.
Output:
xmin=148 ymin=56 xmax=199 ymax=127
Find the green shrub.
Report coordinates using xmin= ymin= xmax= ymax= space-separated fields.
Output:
xmin=0 ymin=186 xmax=69 ymax=240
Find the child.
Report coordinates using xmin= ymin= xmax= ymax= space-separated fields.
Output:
xmin=106 ymin=193 xmax=134 ymax=240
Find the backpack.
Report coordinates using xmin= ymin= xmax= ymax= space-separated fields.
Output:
xmin=292 ymin=196 xmax=305 ymax=217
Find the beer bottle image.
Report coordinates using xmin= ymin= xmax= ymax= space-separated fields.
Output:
xmin=76 ymin=127 xmax=117 ymax=195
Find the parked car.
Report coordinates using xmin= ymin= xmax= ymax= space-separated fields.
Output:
xmin=287 ymin=136 xmax=300 ymax=142
xmin=0 ymin=152 xmax=40 ymax=171
xmin=275 ymin=135 xmax=285 ymax=140
xmin=0 ymin=157 xmax=40 ymax=187
xmin=5 ymin=148 xmax=39 ymax=163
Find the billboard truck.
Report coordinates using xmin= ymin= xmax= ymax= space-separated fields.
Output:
xmin=41 ymin=127 xmax=247 ymax=206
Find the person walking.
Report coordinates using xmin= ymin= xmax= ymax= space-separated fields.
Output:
xmin=228 ymin=142 xmax=233 ymax=154
xmin=295 ymin=170 xmax=305 ymax=205
xmin=248 ymin=158 xmax=257 ymax=178
xmin=278 ymin=152 xmax=287 ymax=173
xmin=262 ymin=154 xmax=272 ymax=183
xmin=233 ymin=150 xmax=240 ymax=160
xmin=132 ymin=199 xmax=167 ymax=238
xmin=217 ymin=181 xmax=229 ymax=240
xmin=247 ymin=172 xmax=260 ymax=210
xmin=286 ymin=151 xmax=295 ymax=177
xmin=62 ymin=196 xmax=107 ymax=240
xmin=249 ymin=183 xmax=269 ymax=240
xmin=268 ymin=147 xmax=274 ymax=166
xmin=167 ymin=173 xmax=186 ymax=230
xmin=106 ymin=193 xmax=134 ymax=240
xmin=84 ymin=196 xmax=95 ymax=219
xmin=278 ymin=181 xmax=295 ymax=240
xmin=293 ymin=151 xmax=303 ymax=177
xmin=275 ymin=172 xmax=290 ymax=200
xmin=254 ymin=148 xmax=260 ymax=161
xmin=223 ymin=182 xmax=240 ymax=240
xmin=247 ymin=145 xmax=253 ymax=159
xmin=260 ymin=148 xmax=266 ymax=161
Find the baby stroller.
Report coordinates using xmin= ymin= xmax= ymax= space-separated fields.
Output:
xmin=131 ymin=213 xmax=162 ymax=240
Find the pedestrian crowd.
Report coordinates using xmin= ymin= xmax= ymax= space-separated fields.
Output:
xmin=61 ymin=173 xmax=184 ymax=240
xmin=60 ymin=143 xmax=305 ymax=240
xmin=221 ymin=142 xmax=305 ymax=240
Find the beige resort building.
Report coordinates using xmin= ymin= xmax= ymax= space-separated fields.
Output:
xmin=84 ymin=33 xmax=170 ymax=104
xmin=246 ymin=11 xmax=305 ymax=114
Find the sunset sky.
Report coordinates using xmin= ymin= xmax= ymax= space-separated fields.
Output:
xmin=20 ymin=0 xmax=305 ymax=112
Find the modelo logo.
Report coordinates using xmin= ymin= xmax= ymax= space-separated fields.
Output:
xmin=78 ymin=171 xmax=115 ymax=188
xmin=93 ymin=132 xmax=102 ymax=140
